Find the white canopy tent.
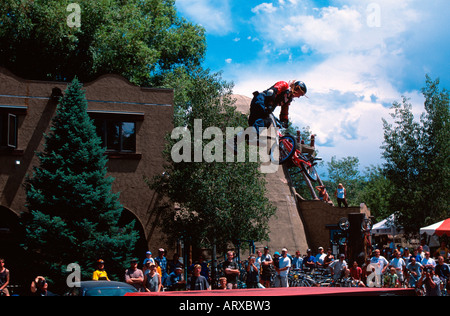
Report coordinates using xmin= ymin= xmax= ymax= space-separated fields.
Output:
xmin=372 ymin=214 xmax=403 ymax=236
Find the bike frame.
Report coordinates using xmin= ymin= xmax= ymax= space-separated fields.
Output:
xmin=277 ymin=129 xmax=315 ymax=169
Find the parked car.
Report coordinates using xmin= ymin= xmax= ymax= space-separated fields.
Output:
xmin=64 ymin=281 xmax=138 ymax=296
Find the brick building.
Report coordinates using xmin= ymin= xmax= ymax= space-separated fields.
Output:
xmin=0 ymin=67 xmax=173 ymax=264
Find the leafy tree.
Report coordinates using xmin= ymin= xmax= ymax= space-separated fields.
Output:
xmin=0 ymin=0 xmax=205 ymax=86
xmin=23 ymin=79 xmax=139 ymax=286
xmin=147 ymin=69 xmax=276 ymax=252
xmin=420 ymin=76 xmax=450 ymax=222
xmin=381 ymin=97 xmax=424 ymax=235
xmin=381 ymin=77 xmax=450 ymax=235
xmin=323 ymin=156 xmax=363 ymax=206
xmin=358 ymin=166 xmax=392 ymax=221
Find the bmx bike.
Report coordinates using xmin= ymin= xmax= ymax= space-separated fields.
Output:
xmin=268 ymin=114 xmax=321 ymax=182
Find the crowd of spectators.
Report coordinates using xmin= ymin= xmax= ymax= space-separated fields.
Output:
xmin=1 ymin=240 xmax=448 ymax=296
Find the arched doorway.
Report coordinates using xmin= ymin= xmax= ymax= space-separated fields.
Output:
xmin=0 ymin=206 xmax=29 ymax=292
xmin=0 ymin=206 xmax=22 ymax=258
xmin=118 ymin=207 xmax=148 ymax=263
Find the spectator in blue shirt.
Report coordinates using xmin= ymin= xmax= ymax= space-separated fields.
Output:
xmin=406 ymin=257 xmax=423 ymax=288
xmin=304 ymin=249 xmax=316 ymax=271
xmin=435 ymin=256 xmax=450 ymax=293
xmin=292 ymin=251 xmax=303 ymax=271
xmin=167 ymin=267 xmax=185 ymax=291
xmin=155 ymin=248 xmax=169 ymax=286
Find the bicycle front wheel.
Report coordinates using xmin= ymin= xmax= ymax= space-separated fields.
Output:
xmin=301 ymin=163 xmax=319 ymax=182
xmin=271 ymin=135 xmax=297 ymax=165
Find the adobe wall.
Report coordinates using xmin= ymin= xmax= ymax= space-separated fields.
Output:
xmin=256 ymin=165 xmax=310 ymax=254
xmin=298 ymin=200 xmax=370 ymax=251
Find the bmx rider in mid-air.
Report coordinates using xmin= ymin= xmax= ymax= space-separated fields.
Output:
xmin=249 ymin=80 xmax=307 ymax=132
xmin=227 ymin=80 xmax=308 ymax=155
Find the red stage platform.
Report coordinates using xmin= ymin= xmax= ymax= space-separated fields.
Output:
xmin=126 ymin=287 xmax=415 ymax=297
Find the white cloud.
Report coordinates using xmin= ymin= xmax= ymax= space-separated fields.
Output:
xmin=222 ymin=1 xmax=438 ymax=168
xmin=252 ymin=3 xmax=277 ymax=14
xmin=225 ymin=58 xmax=232 ymax=64
xmin=175 ymin=0 xmax=233 ymax=35
xmin=184 ymin=0 xmax=449 ymax=168
xmin=251 ymin=2 xmax=423 ymax=56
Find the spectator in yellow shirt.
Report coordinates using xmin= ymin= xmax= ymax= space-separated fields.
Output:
xmin=434 ymin=242 xmax=449 ymax=261
xmin=92 ymin=259 xmax=110 ymax=281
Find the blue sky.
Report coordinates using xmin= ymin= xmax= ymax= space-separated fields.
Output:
xmin=175 ymin=0 xmax=450 ymax=171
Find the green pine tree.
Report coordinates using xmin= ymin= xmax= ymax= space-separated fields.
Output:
xmin=23 ymin=78 xmax=138 ymax=286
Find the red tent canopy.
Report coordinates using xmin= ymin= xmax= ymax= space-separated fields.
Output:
xmin=420 ymin=219 xmax=450 ymax=237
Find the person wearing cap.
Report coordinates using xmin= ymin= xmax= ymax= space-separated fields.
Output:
xmin=246 ymin=254 xmax=260 ymax=289
xmin=402 ymin=247 xmax=411 ymax=265
xmin=304 ymin=249 xmax=316 ymax=271
xmin=167 ymin=266 xmax=185 ymax=291
xmin=168 ymin=253 xmax=184 ymax=274
xmin=274 ymin=248 xmax=291 ymax=287
xmin=143 ymin=251 xmax=155 ymax=266
xmin=330 ymin=254 xmax=349 ymax=282
xmin=144 ymin=263 xmax=162 ymax=292
xmin=315 ymin=247 xmax=326 ymax=269
xmin=125 ymin=258 xmax=145 ymax=292
xmin=92 ymin=259 xmax=110 ymax=281
xmin=260 ymin=247 xmax=273 ymax=288
xmin=155 ymin=248 xmax=169 ymax=286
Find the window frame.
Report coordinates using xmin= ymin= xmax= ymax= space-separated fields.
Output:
xmin=7 ymin=113 xmax=17 ymax=149
xmin=0 ymin=112 xmax=19 ymax=150
xmin=94 ymin=119 xmax=137 ymax=154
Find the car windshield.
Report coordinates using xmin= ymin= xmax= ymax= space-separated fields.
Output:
xmin=84 ymin=287 xmax=137 ymax=296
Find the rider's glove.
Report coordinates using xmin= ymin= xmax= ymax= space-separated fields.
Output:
xmin=281 ymin=120 xmax=289 ymax=129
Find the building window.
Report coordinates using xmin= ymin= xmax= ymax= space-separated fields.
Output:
xmin=0 ymin=113 xmax=18 ymax=149
xmin=94 ymin=119 xmax=136 ymax=153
